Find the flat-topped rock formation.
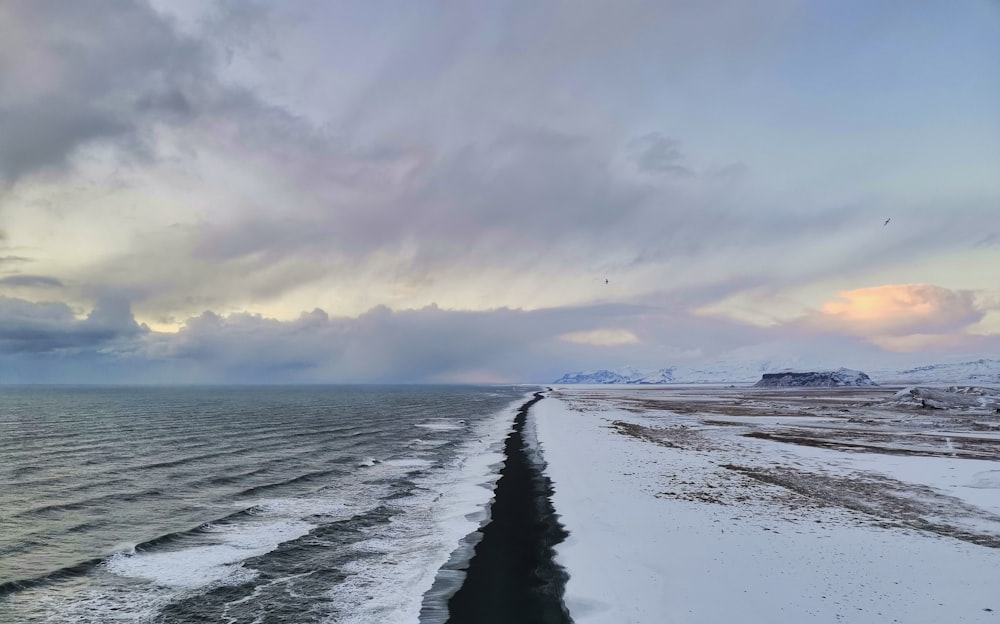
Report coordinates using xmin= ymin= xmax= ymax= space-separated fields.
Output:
xmin=754 ymin=368 xmax=877 ymax=388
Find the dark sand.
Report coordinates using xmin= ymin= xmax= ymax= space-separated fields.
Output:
xmin=446 ymin=393 xmax=571 ymax=624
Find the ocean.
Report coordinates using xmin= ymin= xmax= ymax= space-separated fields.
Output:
xmin=0 ymin=385 xmax=535 ymax=623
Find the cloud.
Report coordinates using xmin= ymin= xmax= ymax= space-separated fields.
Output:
xmin=0 ymin=295 xmax=142 ymax=354
xmin=812 ymin=284 xmax=982 ymax=337
xmin=1 ymin=289 xmax=994 ymax=384
xmin=0 ymin=275 xmax=64 ymax=288
xmin=1 ymin=1 xmax=997 ymax=383
xmin=974 ymin=233 xmax=999 ymax=248
xmin=4 ymin=0 xmax=845 ymax=323
xmin=71 ymin=111 xmax=912 ymax=326
xmin=0 ymin=0 xmax=219 ymax=185
xmin=763 ymin=283 xmax=1000 ymax=354
xmin=866 ymin=333 xmax=963 ymax=353
xmin=4 ymin=1 xmax=986 ymax=328
xmin=627 ymin=133 xmax=692 ymax=176
xmin=155 ymin=303 xmax=584 ymax=383
xmin=559 ymin=328 xmax=639 ymax=346
xmin=0 ymin=295 xmax=723 ymax=383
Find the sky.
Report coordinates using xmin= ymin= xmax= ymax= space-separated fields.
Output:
xmin=1 ymin=0 xmax=998 ymax=384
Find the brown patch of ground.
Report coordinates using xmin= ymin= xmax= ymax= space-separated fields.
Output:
xmin=609 ymin=420 xmax=677 ymax=447
xmin=609 ymin=420 xmax=714 ymax=449
xmin=722 ymin=464 xmax=1000 ymax=548
xmin=742 ymin=430 xmax=1000 ymax=460
xmin=595 ymin=386 xmax=1000 ymax=461
xmin=591 ymin=386 xmax=1000 ymax=549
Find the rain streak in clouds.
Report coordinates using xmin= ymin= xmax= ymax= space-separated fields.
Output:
xmin=1 ymin=0 xmax=998 ymax=383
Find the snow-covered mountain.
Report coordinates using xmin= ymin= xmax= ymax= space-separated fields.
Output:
xmin=553 ymin=359 xmax=1000 ymax=385
xmin=553 ymin=368 xmax=676 ymax=384
xmin=873 ymin=359 xmax=1000 ymax=385
xmin=553 ymin=370 xmax=639 ymax=384
xmin=753 ymin=368 xmax=877 ymax=388
xmin=553 ymin=364 xmax=769 ymax=384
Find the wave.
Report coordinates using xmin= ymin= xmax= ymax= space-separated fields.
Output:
xmin=2 ymin=385 xmax=536 ymax=622
xmin=233 ymin=468 xmax=348 ymax=498
xmin=106 ymin=519 xmax=315 ymax=590
xmin=1 ymin=498 xmax=337 ymax=599
xmin=12 ymin=487 xmax=167 ymax=519
xmin=0 ymin=556 xmax=108 ymax=598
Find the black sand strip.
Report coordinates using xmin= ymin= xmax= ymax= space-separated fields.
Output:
xmin=446 ymin=392 xmax=572 ymax=624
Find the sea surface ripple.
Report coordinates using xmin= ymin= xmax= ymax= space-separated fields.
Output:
xmin=0 ymin=385 xmax=531 ymax=623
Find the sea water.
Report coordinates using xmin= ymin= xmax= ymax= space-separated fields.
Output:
xmin=0 ymin=385 xmax=533 ymax=623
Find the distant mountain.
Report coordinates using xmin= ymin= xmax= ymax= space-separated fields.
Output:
xmin=637 ymin=368 xmax=676 ymax=384
xmin=553 ymin=359 xmax=1000 ymax=386
xmin=877 ymin=359 xmax=1000 ymax=385
xmin=554 ymin=370 xmax=637 ymax=384
xmin=553 ymin=364 xmax=770 ymax=384
xmin=553 ymin=368 xmax=675 ymax=384
xmin=753 ymin=368 xmax=877 ymax=388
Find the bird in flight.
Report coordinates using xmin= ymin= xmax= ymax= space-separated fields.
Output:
xmin=605 ymin=278 xmax=609 ymax=285
xmin=883 ymin=218 xmax=891 ymax=226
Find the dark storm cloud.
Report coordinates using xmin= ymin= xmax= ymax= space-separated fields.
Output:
xmin=1 ymin=294 xmax=665 ymax=383
xmin=155 ymin=304 xmax=594 ymax=383
xmin=0 ymin=0 xmax=214 ymax=184
xmin=2 ymin=291 xmax=993 ymax=385
xmin=0 ymin=295 xmax=143 ymax=354
xmin=21 ymin=288 xmax=874 ymax=386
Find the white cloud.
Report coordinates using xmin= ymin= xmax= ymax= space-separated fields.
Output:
xmin=559 ymin=328 xmax=639 ymax=346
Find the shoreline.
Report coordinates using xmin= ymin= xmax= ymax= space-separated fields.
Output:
xmin=446 ymin=392 xmax=571 ymax=624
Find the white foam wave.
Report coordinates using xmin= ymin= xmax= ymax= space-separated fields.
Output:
xmin=409 ymin=438 xmax=449 ymax=448
xmin=8 ymin=390 xmax=536 ymax=624
xmin=250 ymin=497 xmax=358 ymax=518
xmin=415 ymin=421 xmax=464 ymax=432
xmin=106 ymin=519 xmax=313 ymax=589
xmin=16 ymin=587 xmax=174 ymax=623
xmin=104 ymin=497 xmax=361 ymax=592
xmin=13 ymin=495 xmax=366 ymax=623
xmin=324 ymin=391 xmax=531 ymax=624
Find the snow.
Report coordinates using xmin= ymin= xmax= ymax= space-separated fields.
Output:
xmin=553 ymin=358 xmax=1000 ymax=386
xmin=888 ymin=386 xmax=1000 ymax=412
xmin=534 ymin=387 xmax=1000 ymax=624
xmin=554 ymin=364 xmax=765 ymax=384
xmin=880 ymin=359 xmax=1000 ymax=385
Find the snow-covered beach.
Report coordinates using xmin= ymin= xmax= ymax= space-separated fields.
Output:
xmin=533 ymin=385 xmax=1000 ymax=624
